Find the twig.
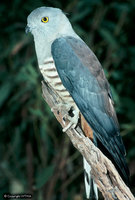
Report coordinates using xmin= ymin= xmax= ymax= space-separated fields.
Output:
xmin=42 ymin=81 xmax=135 ymax=200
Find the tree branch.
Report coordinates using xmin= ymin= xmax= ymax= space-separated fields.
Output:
xmin=42 ymin=81 xmax=135 ymax=200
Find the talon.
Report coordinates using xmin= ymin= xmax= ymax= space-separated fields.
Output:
xmin=62 ymin=122 xmax=73 ymax=132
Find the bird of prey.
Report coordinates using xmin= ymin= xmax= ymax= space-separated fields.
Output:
xmin=26 ymin=7 xmax=129 ymax=199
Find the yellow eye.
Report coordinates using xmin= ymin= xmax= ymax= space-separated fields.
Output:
xmin=41 ymin=17 xmax=49 ymax=23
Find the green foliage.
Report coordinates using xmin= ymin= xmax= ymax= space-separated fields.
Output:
xmin=0 ymin=0 xmax=135 ymax=199
xmin=35 ymin=165 xmax=55 ymax=189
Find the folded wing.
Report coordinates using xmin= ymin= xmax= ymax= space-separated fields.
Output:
xmin=51 ymin=36 xmax=129 ymax=184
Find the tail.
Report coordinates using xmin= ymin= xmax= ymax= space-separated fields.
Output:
xmin=83 ymin=157 xmax=98 ymax=200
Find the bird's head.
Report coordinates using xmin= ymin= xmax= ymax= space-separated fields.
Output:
xmin=26 ymin=7 xmax=74 ymax=42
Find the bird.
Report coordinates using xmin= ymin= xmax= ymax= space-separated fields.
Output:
xmin=26 ymin=6 xmax=129 ymax=199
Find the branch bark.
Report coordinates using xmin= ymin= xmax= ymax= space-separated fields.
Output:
xmin=42 ymin=81 xmax=135 ymax=200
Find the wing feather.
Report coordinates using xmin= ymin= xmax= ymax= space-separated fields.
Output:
xmin=51 ymin=36 xmax=129 ymax=184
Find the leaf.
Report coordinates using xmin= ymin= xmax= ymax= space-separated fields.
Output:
xmin=121 ymin=124 xmax=135 ymax=131
xmin=0 ymin=82 xmax=13 ymax=108
xmin=71 ymin=8 xmax=91 ymax=22
xmin=99 ymin=28 xmax=118 ymax=49
xmin=35 ymin=165 xmax=55 ymax=189
xmin=29 ymin=108 xmax=44 ymax=118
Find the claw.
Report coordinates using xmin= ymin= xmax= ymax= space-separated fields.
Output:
xmin=62 ymin=121 xmax=77 ymax=132
xmin=62 ymin=122 xmax=73 ymax=132
xmin=52 ymin=103 xmax=79 ymax=133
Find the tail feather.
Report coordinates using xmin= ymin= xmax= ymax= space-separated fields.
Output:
xmin=83 ymin=157 xmax=98 ymax=200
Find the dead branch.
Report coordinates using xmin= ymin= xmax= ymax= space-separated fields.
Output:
xmin=42 ymin=81 xmax=135 ymax=200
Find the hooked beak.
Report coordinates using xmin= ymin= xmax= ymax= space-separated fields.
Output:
xmin=25 ymin=25 xmax=31 ymax=34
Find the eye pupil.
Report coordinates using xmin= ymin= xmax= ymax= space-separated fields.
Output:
xmin=44 ymin=17 xmax=47 ymax=21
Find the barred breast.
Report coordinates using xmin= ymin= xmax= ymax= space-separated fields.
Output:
xmin=39 ymin=59 xmax=74 ymax=103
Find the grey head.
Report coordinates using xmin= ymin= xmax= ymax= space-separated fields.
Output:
xmin=26 ymin=7 xmax=79 ymax=64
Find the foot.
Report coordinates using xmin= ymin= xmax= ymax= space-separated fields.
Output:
xmin=51 ymin=103 xmax=79 ymax=132
xmin=62 ymin=105 xmax=79 ymax=132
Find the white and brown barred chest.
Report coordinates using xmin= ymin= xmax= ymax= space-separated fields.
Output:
xmin=39 ymin=58 xmax=74 ymax=104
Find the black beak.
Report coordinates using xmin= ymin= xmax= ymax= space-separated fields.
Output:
xmin=25 ymin=25 xmax=31 ymax=34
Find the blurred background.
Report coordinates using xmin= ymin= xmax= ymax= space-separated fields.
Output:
xmin=0 ymin=0 xmax=135 ymax=199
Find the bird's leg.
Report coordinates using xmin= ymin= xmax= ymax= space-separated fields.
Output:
xmin=51 ymin=102 xmax=79 ymax=132
xmin=62 ymin=105 xmax=80 ymax=132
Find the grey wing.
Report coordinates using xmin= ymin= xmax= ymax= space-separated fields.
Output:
xmin=51 ymin=36 xmax=129 ymax=184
